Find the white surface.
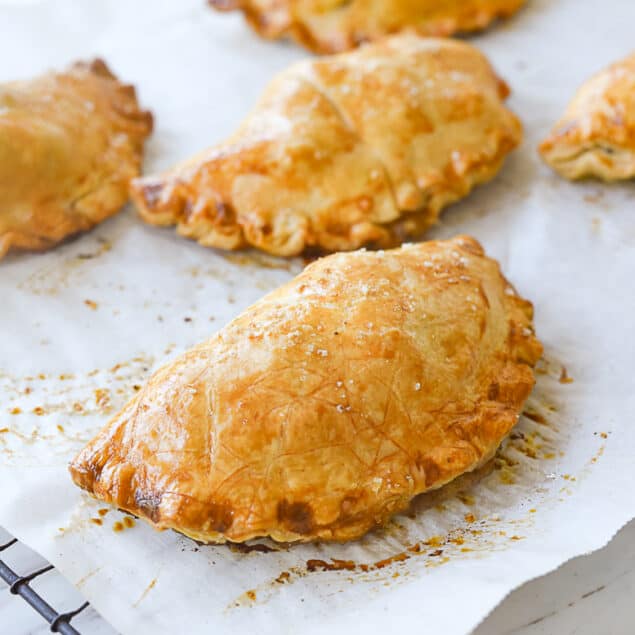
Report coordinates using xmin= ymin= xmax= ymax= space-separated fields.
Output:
xmin=3 ymin=520 xmax=635 ymax=634
xmin=1 ymin=1 xmax=635 ymax=634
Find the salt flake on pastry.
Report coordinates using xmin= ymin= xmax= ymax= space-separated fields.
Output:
xmin=131 ymin=35 xmax=521 ymax=257
xmin=70 ymin=235 xmax=542 ymax=544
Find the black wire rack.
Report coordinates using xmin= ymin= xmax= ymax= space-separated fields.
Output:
xmin=0 ymin=528 xmax=110 ymax=634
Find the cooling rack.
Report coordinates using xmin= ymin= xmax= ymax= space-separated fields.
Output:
xmin=0 ymin=527 xmax=111 ymax=634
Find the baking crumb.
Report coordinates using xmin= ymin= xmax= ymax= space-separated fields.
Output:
xmin=559 ymin=366 xmax=574 ymax=384
xmin=9 ymin=407 xmax=21 ymax=415
xmin=84 ymin=299 xmax=98 ymax=310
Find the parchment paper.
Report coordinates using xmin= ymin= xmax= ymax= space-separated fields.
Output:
xmin=1 ymin=0 xmax=634 ymax=633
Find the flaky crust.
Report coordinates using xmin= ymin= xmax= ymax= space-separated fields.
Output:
xmin=131 ymin=36 xmax=521 ymax=257
xmin=70 ymin=235 xmax=542 ymax=544
xmin=539 ymin=52 xmax=635 ymax=181
xmin=0 ymin=60 xmax=152 ymax=259
xmin=209 ymin=0 xmax=526 ymax=54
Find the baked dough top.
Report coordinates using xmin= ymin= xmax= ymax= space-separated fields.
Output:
xmin=0 ymin=59 xmax=152 ymax=258
xmin=70 ymin=235 xmax=542 ymax=543
xmin=210 ymin=0 xmax=526 ymax=53
xmin=539 ymin=52 xmax=635 ymax=181
xmin=131 ymin=35 xmax=521 ymax=256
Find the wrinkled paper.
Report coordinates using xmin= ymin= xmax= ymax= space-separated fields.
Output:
xmin=1 ymin=0 xmax=634 ymax=633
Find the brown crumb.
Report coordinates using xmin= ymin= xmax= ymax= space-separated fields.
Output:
xmin=559 ymin=366 xmax=574 ymax=384
xmin=275 ymin=571 xmax=291 ymax=584
xmin=424 ymin=535 xmax=444 ymax=547
xmin=33 ymin=406 xmax=44 ymax=416
xmin=9 ymin=407 xmax=21 ymax=415
xmin=583 ymin=191 xmax=604 ymax=204
xmin=94 ymin=389 xmax=111 ymax=409
xmin=84 ymin=299 xmax=98 ymax=310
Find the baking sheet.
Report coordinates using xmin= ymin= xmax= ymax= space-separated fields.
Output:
xmin=1 ymin=0 xmax=634 ymax=633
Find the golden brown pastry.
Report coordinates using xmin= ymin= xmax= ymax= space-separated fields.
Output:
xmin=209 ymin=0 xmax=526 ymax=53
xmin=131 ymin=35 xmax=521 ymax=257
xmin=70 ymin=235 xmax=542 ymax=544
xmin=0 ymin=60 xmax=152 ymax=259
xmin=539 ymin=52 xmax=635 ymax=181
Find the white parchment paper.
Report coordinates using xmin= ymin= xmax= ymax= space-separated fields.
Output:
xmin=1 ymin=0 xmax=634 ymax=633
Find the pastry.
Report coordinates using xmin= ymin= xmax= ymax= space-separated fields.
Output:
xmin=539 ymin=52 xmax=635 ymax=181
xmin=131 ymin=35 xmax=521 ymax=257
xmin=0 ymin=59 xmax=152 ymax=259
xmin=208 ymin=0 xmax=526 ymax=53
xmin=70 ymin=235 xmax=542 ymax=544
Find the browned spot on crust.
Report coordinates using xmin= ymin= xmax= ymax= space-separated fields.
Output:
xmin=277 ymin=500 xmax=314 ymax=535
xmin=416 ymin=454 xmax=441 ymax=487
xmin=209 ymin=503 xmax=234 ymax=533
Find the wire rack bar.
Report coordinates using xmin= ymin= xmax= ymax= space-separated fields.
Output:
xmin=0 ymin=536 xmax=88 ymax=634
